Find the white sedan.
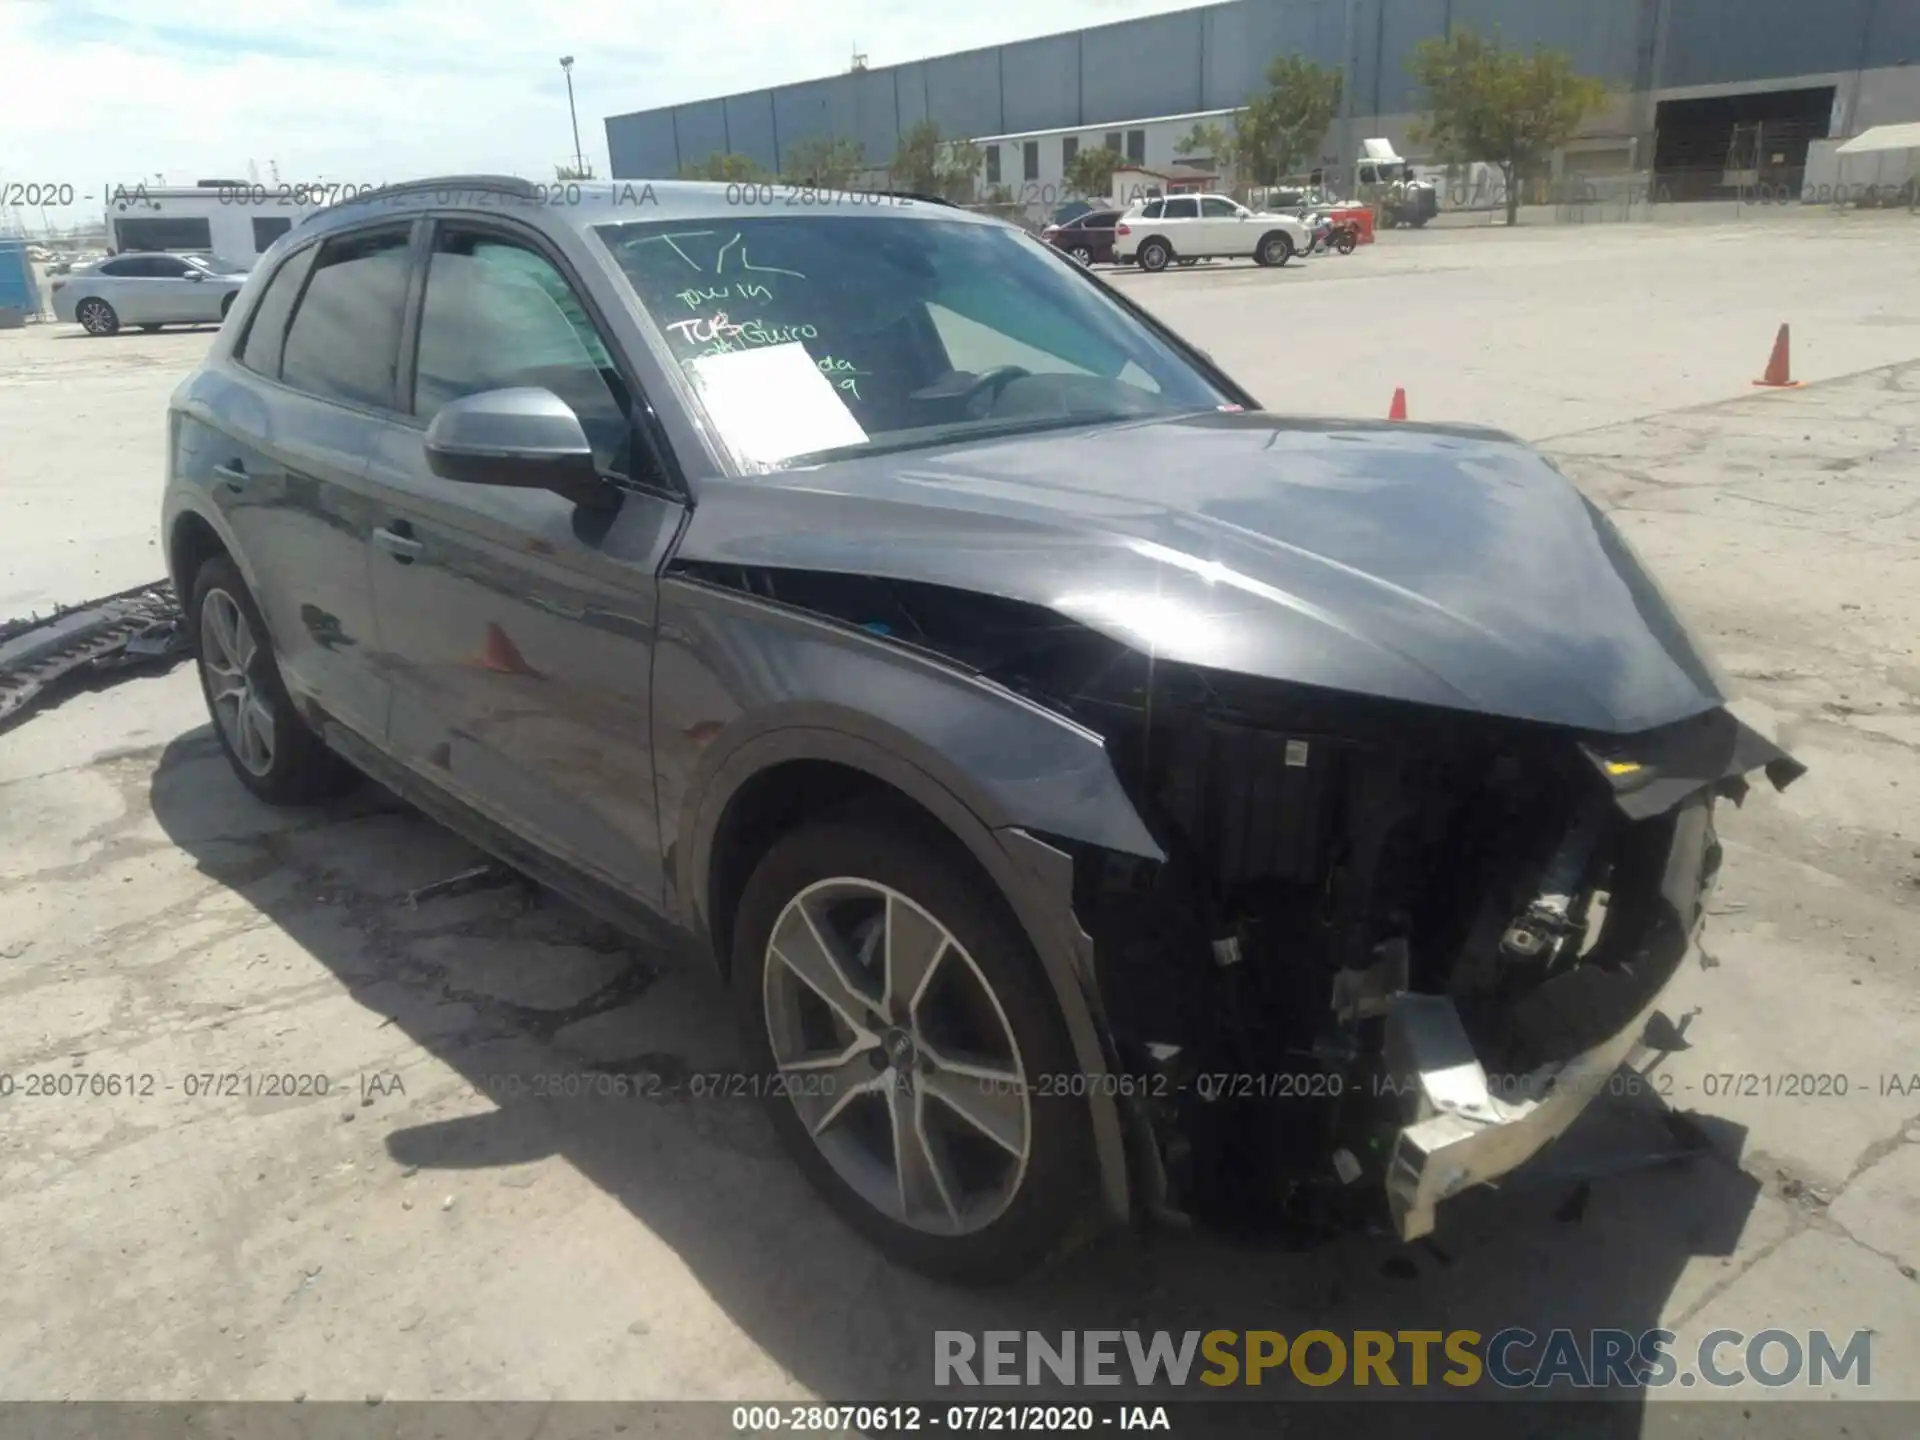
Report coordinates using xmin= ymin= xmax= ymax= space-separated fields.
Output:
xmin=51 ymin=252 xmax=249 ymax=336
xmin=1113 ymin=194 xmax=1311 ymax=272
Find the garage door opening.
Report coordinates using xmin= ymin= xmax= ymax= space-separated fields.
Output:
xmin=1654 ymin=87 xmax=1836 ymax=202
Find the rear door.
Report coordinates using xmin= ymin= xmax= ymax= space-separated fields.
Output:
xmin=362 ymin=215 xmax=687 ymax=907
xmin=203 ymin=222 xmax=415 ymax=740
xmin=1160 ymin=196 xmax=1200 ymax=250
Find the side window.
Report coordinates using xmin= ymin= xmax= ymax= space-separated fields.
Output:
xmin=236 ymin=245 xmax=319 ymax=379
xmin=279 ymin=227 xmax=412 ymax=410
xmin=1164 ymin=198 xmax=1198 ymax=219
xmin=412 ymin=229 xmax=631 ymax=478
xmin=96 ymin=257 xmax=137 ymax=277
xmin=252 ymin=217 xmax=294 ymax=251
xmin=1200 ymin=197 xmax=1238 ymax=218
xmin=150 ymin=256 xmax=194 ymax=278
xmin=1140 ymin=200 xmax=1165 ymax=220
xmin=1359 ymin=165 xmax=1378 ymax=185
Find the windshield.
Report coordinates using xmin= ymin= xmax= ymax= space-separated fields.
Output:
xmin=593 ymin=214 xmax=1233 ymax=469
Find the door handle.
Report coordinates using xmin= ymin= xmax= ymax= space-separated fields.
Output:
xmin=212 ymin=461 xmax=249 ymax=492
xmin=373 ymin=524 xmax=424 ymax=563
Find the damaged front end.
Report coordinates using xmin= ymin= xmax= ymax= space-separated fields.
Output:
xmin=1030 ymin=652 xmax=1805 ymax=1240
xmin=667 ymin=555 xmax=1803 ymax=1243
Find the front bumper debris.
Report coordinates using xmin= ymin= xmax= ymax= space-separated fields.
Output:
xmin=1380 ymin=988 xmax=1668 ymax=1241
xmin=1379 ymin=791 xmax=1721 ymax=1241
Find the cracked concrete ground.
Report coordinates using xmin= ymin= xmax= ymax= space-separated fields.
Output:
xmin=2 ymin=212 xmax=1917 ymax=1427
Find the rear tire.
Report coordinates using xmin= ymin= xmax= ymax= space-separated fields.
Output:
xmin=76 ymin=297 xmax=119 ymax=336
xmin=220 ymin=292 xmax=236 ymax=320
xmin=732 ymin=811 xmax=1096 ymax=1283
xmin=189 ymin=555 xmax=358 ymax=806
xmin=1137 ymin=238 xmax=1172 ymax=272
xmin=1069 ymin=245 xmax=1093 ymax=265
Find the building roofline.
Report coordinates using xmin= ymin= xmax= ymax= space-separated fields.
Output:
xmin=970 ymin=107 xmax=1238 ymax=144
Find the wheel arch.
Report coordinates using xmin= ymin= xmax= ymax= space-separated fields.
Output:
xmin=683 ymin=716 xmax=1145 ymax=1225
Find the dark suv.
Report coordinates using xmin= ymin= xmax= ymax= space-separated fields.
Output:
xmin=163 ymin=176 xmax=1799 ymax=1283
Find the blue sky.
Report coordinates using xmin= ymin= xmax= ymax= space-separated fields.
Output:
xmin=1 ymin=0 xmax=1212 ymax=229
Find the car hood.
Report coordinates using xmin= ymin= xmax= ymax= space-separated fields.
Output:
xmin=674 ymin=411 xmax=1727 ymax=735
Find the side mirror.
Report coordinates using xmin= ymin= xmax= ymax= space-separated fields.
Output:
xmin=423 ymin=387 xmax=604 ymax=503
xmin=189 ymin=270 xmax=206 ymax=281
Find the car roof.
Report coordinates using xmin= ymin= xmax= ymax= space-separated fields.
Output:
xmin=294 ymin=176 xmax=1009 ymax=245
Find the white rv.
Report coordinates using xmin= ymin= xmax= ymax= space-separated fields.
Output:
xmin=105 ymin=181 xmax=325 ymax=271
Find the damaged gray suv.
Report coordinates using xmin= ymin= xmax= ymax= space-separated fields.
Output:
xmin=162 ymin=176 xmax=1803 ymax=1282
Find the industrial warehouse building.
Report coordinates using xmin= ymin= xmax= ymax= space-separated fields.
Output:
xmin=604 ymin=0 xmax=1920 ymax=206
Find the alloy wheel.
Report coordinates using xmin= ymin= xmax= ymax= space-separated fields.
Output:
xmin=199 ymin=588 xmax=276 ymax=776
xmin=762 ymin=877 xmax=1031 ymax=1236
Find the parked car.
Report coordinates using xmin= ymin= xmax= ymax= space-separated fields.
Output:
xmin=1114 ymin=193 xmax=1311 ymax=271
xmin=1041 ymin=208 xmax=1123 ymax=265
xmin=163 ymin=177 xmax=1801 ymax=1284
xmin=51 ymin=251 xmax=248 ymax=335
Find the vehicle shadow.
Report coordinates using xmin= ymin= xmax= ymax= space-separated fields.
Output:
xmin=149 ymin=726 xmax=1761 ymax=1428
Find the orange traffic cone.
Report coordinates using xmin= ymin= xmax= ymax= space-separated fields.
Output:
xmin=1753 ymin=324 xmax=1803 ymax=388
xmin=1388 ymin=387 xmax=1408 ymax=421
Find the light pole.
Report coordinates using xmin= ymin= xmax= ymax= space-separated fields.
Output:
xmin=559 ymin=56 xmax=587 ymax=178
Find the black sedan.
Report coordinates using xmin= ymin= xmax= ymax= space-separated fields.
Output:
xmin=1041 ymin=208 xmax=1122 ymax=265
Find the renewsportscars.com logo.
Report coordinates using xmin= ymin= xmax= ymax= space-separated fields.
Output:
xmin=933 ymin=1328 xmax=1874 ymax=1391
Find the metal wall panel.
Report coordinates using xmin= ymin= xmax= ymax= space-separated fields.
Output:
xmin=672 ymin=98 xmax=732 ymax=170
xmin=723 ymin=93 xmax=778 ymax=171
xmin=1205 ymin=0 xmax=1347 ymax=110
xmin=1451 ymin=0 xmax=1641 ymax=85
xmin=770 ymin=79 xmax=837 ymax=166
xmin=1082 ymin=10 xmax=1204 ymax=124
xmin=1662 ymin=0 xmax=1875 ymax=87
xmin=895 ymin=61 xmax=931 ymax=131
xmin=605 ymin=111 xmax=683 ymax=179
xmin=1864 ymin=0 xmax=1920 ymax=69
xmin=839 ymin=69 xmax=905 ymax=167
xmin=924 ymin=47 xmax=1006 ymax=139
xmin=1001 ymin=33 xmax=1081 ymax=133
xmin=1375 ymin=0 xmax=1448 ymax=114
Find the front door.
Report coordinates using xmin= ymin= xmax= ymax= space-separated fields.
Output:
xmin=1199 ymin=196 xmax=1249 ymax=255
xmin=364 ymin=218 xmax=687 ymax=907
xmin=142 ymin=254 xmax=224 ymax=323
xmin=1160 ymin=195 xmax=1200 ymax=251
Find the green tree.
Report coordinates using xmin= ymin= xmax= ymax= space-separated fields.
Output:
xmin=1064 ymin=144 xmax=1123 ymax=200
xmin=888 ymin=120 xmax=984 ymax=202
xmin=1407 ymin=28 xmax=1607 ymax=225
xmin=782 ymin=135 xmax=867 ymax=189
xmin=679 ymin=152 xmax=772 ymax=183
xmin=1232 ymin=55 xmax=1344 ymax=188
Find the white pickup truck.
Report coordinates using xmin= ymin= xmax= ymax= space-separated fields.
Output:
xmin=1112 ymin=193 xmax=1311 ymax=272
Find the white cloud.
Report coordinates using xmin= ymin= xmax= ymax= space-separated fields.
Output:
xmin=0 ymin=0 xmax=1210 ymax=229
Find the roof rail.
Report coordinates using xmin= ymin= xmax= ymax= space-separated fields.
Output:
xmin=307 ymin=174 xmax=541 ymax=219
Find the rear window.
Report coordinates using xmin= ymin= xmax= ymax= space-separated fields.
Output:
xmin=594 ymin=213 xmax=1229 ymax=469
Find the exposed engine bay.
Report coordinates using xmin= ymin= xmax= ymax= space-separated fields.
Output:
xmin=672 ymin=562 xmax=1806 ymax=1238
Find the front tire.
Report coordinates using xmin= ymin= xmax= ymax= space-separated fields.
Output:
xmin=1137 ymin=238 xmax=1172 ymax=272
xmin=1257 ymin=231 xmax=1294 ymax=267
xmin=732 ymin=812 xmax=1095 ymax=1283
xmin=76 ymin=297 xmax=119 ymax=335
xmin=189 ymin=555 xmax=357 ymax=806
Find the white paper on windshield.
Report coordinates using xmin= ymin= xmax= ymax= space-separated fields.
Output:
xmin=685 ymin=343 xmax=868 ymax=465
